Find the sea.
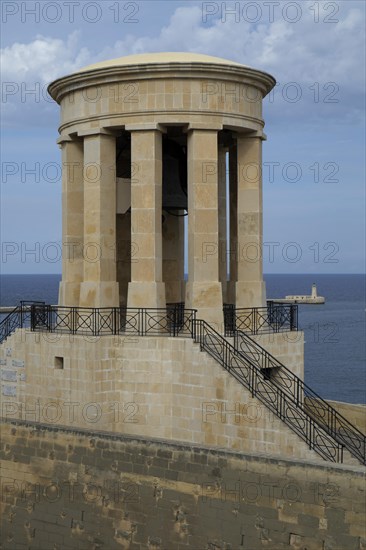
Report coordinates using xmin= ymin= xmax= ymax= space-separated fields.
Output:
xmin=0 ymin=274 xmax=365 ymax=404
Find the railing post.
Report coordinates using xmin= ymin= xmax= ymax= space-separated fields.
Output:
xmin=48 ymin=304 xmax=52 ymax=332
xmin=140 ymin=309 xmax=144 ymax=337
xmin=267 ymin=300 xmax=273 ymax=328
xmin=290 ymin=305 xmax=296 ymax=331
xmin=112 ymin=307 xmax=116 ymax=336
xmin=250 ymin=367 xmax=255 ymax=397
xmin=173 ymin=306 xmax=177 ymax=338
xmin=309 ymin=419 xmax=313 ymax=450
xmin=93 ymin=308 xmax=97 ymax=336
xmin=330 ymin=408 xmax=336 ymax=435
xmin=273 ymin=305 xmax=277 ymax=332
xmin=277 ymin=392 xmax=282 ymax=419
xmin=30 ymin=305 xmax=35 ymax=331
xmin=71 ymin=307 xmax=76 ymax=335
xmin=225 ymin=342 xmax=230 ymax=371
xmin=20 ymin=302 xmax=24 ymax=328
xmin=192 ymin=311 xmax=197 ymax=341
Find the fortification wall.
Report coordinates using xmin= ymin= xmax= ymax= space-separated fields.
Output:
xmin=1 ymin=420 xmax=365 ymax=550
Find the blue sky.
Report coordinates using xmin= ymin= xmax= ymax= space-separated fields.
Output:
xmin=1 ymin=0 xmax=365 ymax=274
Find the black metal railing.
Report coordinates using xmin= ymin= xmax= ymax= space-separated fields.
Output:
xmin=30 ymin=303 xmax=196 ymax=338
xmin=1 ymin=301 xmax=364 ymax=465
xmin=234 ymin=329 xmax=366 ymax=465
xmin=194 ymin=320 xmax=344 ymax=463
xmin=0 ymin=301 xmax=45 ymax=344
xmin=224 ymin=302 xmax=298 ymax=336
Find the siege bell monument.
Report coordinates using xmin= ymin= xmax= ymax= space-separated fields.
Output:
xmin=48 ymin=52 xmax=275 ymax=327
xmin=1 ymin=52 xmax=364 ymax=549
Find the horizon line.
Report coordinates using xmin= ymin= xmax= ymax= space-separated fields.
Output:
xmin=1 ymin=273 xmax=365 ymax=276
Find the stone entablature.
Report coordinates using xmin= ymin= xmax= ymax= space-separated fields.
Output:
xmin=49 ymin=52 xmax=274 ymax=136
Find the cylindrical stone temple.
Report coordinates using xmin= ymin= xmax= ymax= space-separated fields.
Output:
xmin=48 ymin=52 xmax=275 ymax=328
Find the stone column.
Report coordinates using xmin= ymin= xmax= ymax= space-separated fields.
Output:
xmin=79 ymin=131 xmax=119 ymax=307
xmin=218 ymin=145 xmax=227 ymax=304
xmin=58 ymin=136 xmax=84 ymax=306
xmin=127 ymin=128 xmax=166 ymax=308
xmin=163 ymin=212 xmax=184 ymax=303
xmin=185 ymin=128 xmax=223 ymax=329
xmin=236 ymin=134 xmax=266 ymax=308
xmin=226 ymin=142 xmax=237 ymax=305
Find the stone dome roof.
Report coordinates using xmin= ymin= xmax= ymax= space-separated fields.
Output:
xmin=48 ymin=51 xmax=275 ymax=104
xmin=77 ymin=52 xmax=248 ymax=73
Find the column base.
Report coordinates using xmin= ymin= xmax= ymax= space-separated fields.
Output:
xmin=165 ymin=280 xmax=184 ymax=304
xmin=221 ymin=280 xmax=228 ymax=305
xmin=127 ymin=282 xmax=166 ymax=309
xmin=58 ymin=281 xmax=81 ymax=307
xmin=185 ymin=281 xmax=224 ymax=332
xmin=79 ymin=281 xmax=120 ymax=308
xmin=226 ymin=281 xmax=236 ymax=305
xmin=181 ymin=281 xmax=187 ymax=304
xmin=235 ymin=280 xmax=266 ymax=309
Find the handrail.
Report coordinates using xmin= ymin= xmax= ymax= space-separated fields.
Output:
xmin=1 ymin=302 xmax=364 ymax=464
xmin=0 ymin=305 xmax=21 ymax=344
xmin=234 ymin=329 xmax=366 ymax=465
xmin=29 ymin=304 xmax=197 ymax=338
xmin=194 ymin=319 xmax=344 ymax=463
xmin=0 ymin=302 xmax=46 ymax=344
xmin=223 ymin=302 xmax=298 ymax=336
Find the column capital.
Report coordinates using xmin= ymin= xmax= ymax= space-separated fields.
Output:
xmin=236 ymin=130 xmax=267 ymax=141
xmin=57 ymin=135 xmax=73 ymax=145
xmin=125 ymin=123 xmax=167 ymax=133
xmin=186 ymin=123 xmax=223 ymax=132
xmin=57 ymin=133 xmax=81 ymax=147
xmin=77 ymin=128 xmax=117 ymax=137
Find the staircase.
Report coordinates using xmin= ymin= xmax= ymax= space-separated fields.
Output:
xmin=233 ymin=329 xmax=365 ymax=464
xmin=0 ymin=303 xmax=365 ymax=465
xmin=0 ymin=302 xmax=47 ymax=345
xmin=193 ymin=320 xmax=365 ymax=465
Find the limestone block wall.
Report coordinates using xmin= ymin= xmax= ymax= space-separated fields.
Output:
xmin=1 ymin=420 xmax=365 ymax=550
xmin=1 ymin=329 xmax=329 ymax=463
xmin=251 ymin=332 xmax=304 ymax=380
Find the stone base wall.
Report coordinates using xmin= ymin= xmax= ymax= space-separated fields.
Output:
xmin=251 ymin=331 xmax=304 ymax=380
xmin=0 ymin=329 xmax=318 ymax=463
xmin=1 ymin=420 xmax=365 ymax=550
xmin=1 ymin=329 xmax=322 ymax=461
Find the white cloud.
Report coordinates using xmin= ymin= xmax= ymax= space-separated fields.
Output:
xmin=1 ymin=32 xmax=91 ymax=127
xmin=1 ymin=31 xmax=90 ymax=83
xmin=1 ymin=2 xmax=364 ymax=127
